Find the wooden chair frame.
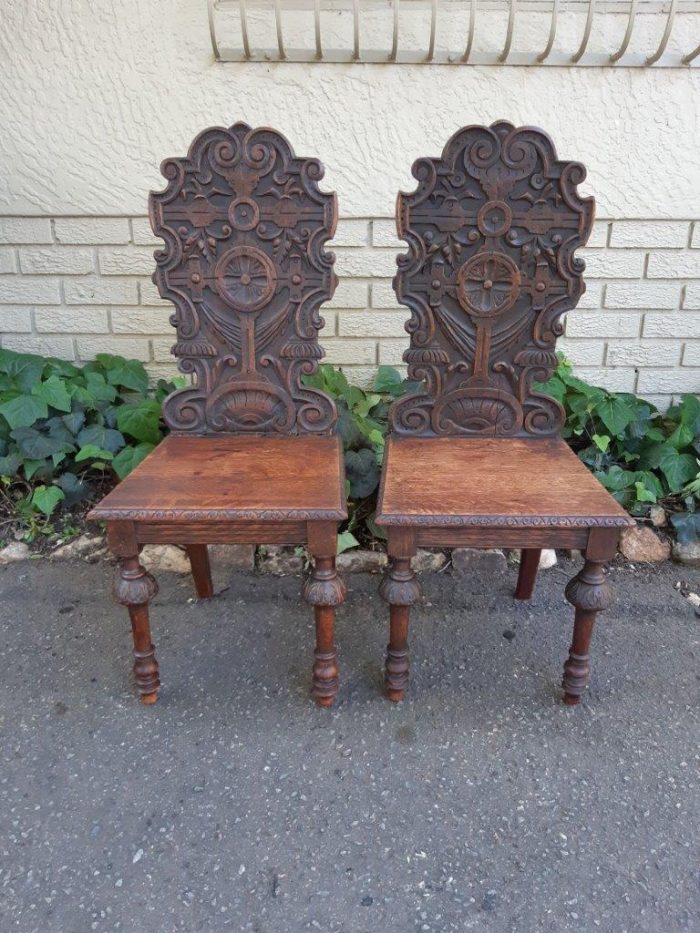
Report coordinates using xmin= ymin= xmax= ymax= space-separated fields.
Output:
xmin=376 ymin=122 xmax=633 ymax=705
xmin=89 ymin=124 xmax=346 ymax=706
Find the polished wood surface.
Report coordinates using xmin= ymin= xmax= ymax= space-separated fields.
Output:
xmin=91 ymin=124 xmax=346 ymax=706
xmin=150 ymin=123 xmax=338 ymax=436
xmin=389 ymin=121 xmax=594 ymax=438
xmin=377 ymin=436 xmax=632 ymax=527
xmin=378 ymin=123 xmax=627 ymax=707
xmin=90 ymin=435 xmax=345 ymax=522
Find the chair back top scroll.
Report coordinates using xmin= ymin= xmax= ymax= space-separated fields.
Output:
xmin=389 ymin=121 xmax=594 ymax=438
xmin=149 ymin=123 xmax=338 ymax=435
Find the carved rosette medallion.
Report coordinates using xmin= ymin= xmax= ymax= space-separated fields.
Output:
xmin=457 ymin=252 xmax=520 ymax=318
xmin=390 ymin=121 xmax=594 ymax=438
xmin=149 ymin=123 xmax=338 ymax=435
xmin=214 ymin=246 xmax=276 ymax=312
xmin=477 ymin=200 xmax=512 ymax=237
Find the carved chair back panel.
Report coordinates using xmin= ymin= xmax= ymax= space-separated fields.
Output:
xmin=150 ymin=124 xmax=338 ymax=435
xmin=390 ymin=122 xmax=594 ymax=438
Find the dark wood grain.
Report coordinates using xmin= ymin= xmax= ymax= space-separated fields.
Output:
xmin=89 ymin=435 xmax=345 ymax=522
xmin=150 ymin=123 xmax=338 ymax=436
xmin=90 ymin=125 xmax=345 ymax=706
xmin=389 ymin=121 xmax=594 ymax=438
xmin=515 ymin=549 xmax=542 ymax=600
xmin=377 ymin=437 xmax=632 ymax=527
xmin=377 ymin=123 xmax=627 ymax=707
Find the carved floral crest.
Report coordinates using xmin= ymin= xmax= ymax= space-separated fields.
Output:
xmin=149 ymin=123 xmax=338 ymax=434
xmin=389 ymin=121 xmax=594 ymax=437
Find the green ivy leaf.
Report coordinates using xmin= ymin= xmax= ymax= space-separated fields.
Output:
xmin=0 ymin=349 xmax=45 ymax=393
xmin=103 ymin=358 xmax=150 ymax=394
xmin=31 ymin=484 xmax=65 ymax=517
xmin=116 ymin=400 xmax=162 ymax=444
xmin=112 ymin=443 xmax=155 ymax=479
xmin=634 ymin=481 xmax=657 ymax=504
xmin=670 ymin=511 xmax=700 ymax=545
xmin=596 ymin=395 xmax=636 ymax=437
xmin=77 ymin=424 xmax=125 ymax=454
xmin=0 ymin=394 xmax=48 ymax=429
xmin=374 ymin=366 xmax=403 ymax=394
xmin=344 ymin=448 xmax=380 ymax=499
xmin=75 ymin=444 xmax=114 ymax=462
xmin=0 ymin=450 xmax=22 ymax=476
xmin=658 ymin=444 xmax=698 ymax=492
xmin=62 ymin=410 xmax=85 ymax=435
xmin=337 ymin=531 xmax=360 ymax=554
xmin=24 ymin=458 xmax=52 ymax=481
xmin=55 ymin=471 xmax=93 ymax=506
xmin=11 ymin=426 xmax=66 ymax=460
xmin=592 ymin=434 xmax=610 ymax=453
xmin=32 ymin=375 xmax=72 ymax=413
xmin=84 ymin=371 xmax=118 ymax=404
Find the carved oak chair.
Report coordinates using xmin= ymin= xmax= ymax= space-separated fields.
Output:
xmin=89 ymin=124 xmax=346 ymax=706
xmin=376 ymin=122 xmax=633 ymax=706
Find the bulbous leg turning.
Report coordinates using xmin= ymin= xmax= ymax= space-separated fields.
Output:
xmin=114 ymin=557 xmax=160 ymax=704
xmin=563 ymin=558 xmax=613 ymax=705
xmin=379 ymin=557 xmax=421 ymax=702
xmin=303 ymin=555 xmax=346 ymax=707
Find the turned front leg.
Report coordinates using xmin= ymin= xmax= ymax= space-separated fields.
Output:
xmin=563 ymin=529 xmax=617 ymax=705
xmin=304 ymin=523 xmax=346 ymax=707
xmin=114 ymin=556 xmax=160 ymax=704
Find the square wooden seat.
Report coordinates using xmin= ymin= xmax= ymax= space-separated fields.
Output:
xmin=90 ymin=435 xmax=345 ymax=526
xmin=377 ymin=437 xmax=629 ymax=534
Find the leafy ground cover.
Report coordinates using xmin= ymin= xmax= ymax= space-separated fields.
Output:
xmin=0 ymin=349 xmax=698 ymax=552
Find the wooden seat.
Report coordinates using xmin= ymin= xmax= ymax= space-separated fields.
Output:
xmin=377 ymin=122 xmax=633 ymax=706
xmin=89 ymin=124 xmax=346 ymax=706
xmin=90 ymin=436 xmax=345 ymax=523
xmin=377 ymin=437 xmax=630 ymax=530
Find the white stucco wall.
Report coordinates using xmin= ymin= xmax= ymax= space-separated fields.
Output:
xmin=0 ymin=0 xmax=698 ymax=404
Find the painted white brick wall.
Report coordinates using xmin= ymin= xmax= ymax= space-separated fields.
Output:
xmin=0 ymin=215 xmax=698 ymax=405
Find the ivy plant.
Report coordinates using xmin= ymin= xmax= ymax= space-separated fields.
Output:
xmin=303 ymin=364 xmax=421 ymax=551
xmin=0 ymin=349 xmax=181 ymax=537
xmin=538 ymin=355 xmax=700 ymax=541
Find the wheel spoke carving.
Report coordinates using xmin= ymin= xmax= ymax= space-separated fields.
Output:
xmin=390 ymin=121 xmax=594 ymax=438
xmin=149 ymin=123 xmax=338 ymax=435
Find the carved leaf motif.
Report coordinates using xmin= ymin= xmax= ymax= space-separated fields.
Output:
xmin=390 ymin=122 xmax=594 ymax=438
xmin=149 ymin=123 xmax=338 ymax=435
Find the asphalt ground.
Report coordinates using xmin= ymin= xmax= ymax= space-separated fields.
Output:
xmin=1 ymin=556 xmax=698 ymax=932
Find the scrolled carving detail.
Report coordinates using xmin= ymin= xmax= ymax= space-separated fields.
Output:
xmin=149 ymin=123 xmax=338 ymax=436
xmin=390 ymin=121 xmax=594 ymax=437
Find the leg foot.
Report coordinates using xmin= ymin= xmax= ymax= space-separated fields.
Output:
xmin=563 ymin=558 xmax=613 ymax=705
xmin=379 ymin=557 xmax=420 ymax=701
xmin=515 ymin=548 xmax=541 ymax=600
xmin=114 ymin=557 xmax=160 ymax=704
xmin=303 ymin=554 xmax=346 ymax=707
xmin=186 ymin=544 xmax=213 ymax=598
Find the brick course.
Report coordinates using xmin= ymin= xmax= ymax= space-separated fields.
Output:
xmin=0 ymin=215 xmax=697 ymax=405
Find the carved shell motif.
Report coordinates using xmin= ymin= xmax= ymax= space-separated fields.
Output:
xmin=389 ymin=121 xmax=594 ymax=438
xmin=149 ymin=123 xmax=339 ymax=435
